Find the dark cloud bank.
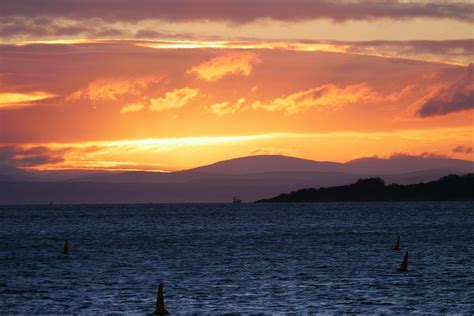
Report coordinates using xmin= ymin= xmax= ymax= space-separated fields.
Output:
xmin=453 ymin=145 xmax=473 ymax=154
xmin=0 ymin=145 xmax=67 ymax=167
xmin=417 ymin=64 xmax=473 ymax=117
xmin=1 ymin=0 xmax=473 ymax=23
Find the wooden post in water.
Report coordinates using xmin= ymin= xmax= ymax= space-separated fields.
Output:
xmin=63 ymin=240 xmax=69 ymax=255
xmin=154 ymin=282 xmax=169 ymax=315
xmin=398 ymin=251 xmax=409 ymax=272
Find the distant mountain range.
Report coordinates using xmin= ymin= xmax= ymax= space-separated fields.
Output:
xmin=187 ymin=154 xmax=474 ymax=175
xmin=1 ymin=155 xmax=473 ymax=204
xmin=256 ymin=174 xmax=474 ymax=202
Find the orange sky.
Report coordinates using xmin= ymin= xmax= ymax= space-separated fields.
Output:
xmin=0 ymin=1 xmax=473 ymax=171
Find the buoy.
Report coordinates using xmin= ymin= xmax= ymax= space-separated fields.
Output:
xmin=398 ymin=251 xmax=409 ymax=272
xmin=154 ymin=283 xmax=169 ymax=315
xmin=63 ymin=240 xmax=69 ymax=255
xmin=392 ymin=235 xmax=401 ymax=251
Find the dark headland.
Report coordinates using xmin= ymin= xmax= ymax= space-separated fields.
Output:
xmin=256 ymin=174 xmax=474 ymax=202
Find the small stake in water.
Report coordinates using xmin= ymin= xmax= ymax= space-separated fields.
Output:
xmin=392 ymin=235 xmax=401 ymax=251
xmin=154 ymin=282 xmax=169 ymax=315
xmin=63 ymin=240 xmax=69 ymax=255
xmin=398 ymin=251 xmax=409 ymax=272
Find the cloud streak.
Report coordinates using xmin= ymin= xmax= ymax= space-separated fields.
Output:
xmin=187 ymin=52 xmax=260 ymax=81
xmin=67 ymin=76 xmax=161 ymax=103
xmin=0 ymin=145 xmax=68 ymax=167
xmin=120 ymin=102 xmax=145 ymax=114
xmin=136 ymin=39 xmax=473 ymax=66
xmin=252 ymin=83 xmax=383 ymax=115
xmin=3 ymin=38 xmax=470 ymax=66
xmin=209 ymin=98 xmax=246 ymax=116
xmin=0 ymin=91 xmax=58 ymax=109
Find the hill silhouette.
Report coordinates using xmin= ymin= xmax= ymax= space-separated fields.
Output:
xmin=2 ymin=155 xmax=474 ymax=182
xmin=185 ymin=155 xmax=342 ymax=174
xmin=185 ymin=154 xmax=474 ymax=175
xmin=256 ymin=174 xmax=474 ymax=202
xmin=342 ymin=155 xmax=474 ymax=174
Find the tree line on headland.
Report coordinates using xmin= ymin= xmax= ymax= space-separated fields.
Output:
xmin=256 ymin=174 xmax=474 ymax=202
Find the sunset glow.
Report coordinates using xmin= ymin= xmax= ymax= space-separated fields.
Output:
xmin=0 ymin=91 xmax=58 ymax=109
xmin=1 ymin=1 xmax=473 ymax=171
xmin=3 ymin=125 xmax=471 ymax=172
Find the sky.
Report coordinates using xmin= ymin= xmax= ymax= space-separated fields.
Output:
xmin=0 ymin=0 xmax=473 ymax=172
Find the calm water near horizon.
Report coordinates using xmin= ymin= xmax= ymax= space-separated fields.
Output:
xmin=1 ymin=202 xmax=473 ymax=314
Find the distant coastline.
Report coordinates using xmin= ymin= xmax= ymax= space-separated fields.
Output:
xmin=255 ymin=174 xmax=474 ymax=203
xmin=1 ymin=155 xmax=474 ymax=204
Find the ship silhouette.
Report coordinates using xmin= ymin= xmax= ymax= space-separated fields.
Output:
xmin=232 ymin=196 xmax=242 ymax=203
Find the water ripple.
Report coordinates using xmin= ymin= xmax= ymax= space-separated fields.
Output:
xmin=0 ymin=202 xmax=473 ymax=314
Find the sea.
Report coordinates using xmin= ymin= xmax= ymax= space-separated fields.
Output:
xmin=1 ymin=202 xmax=473 ymax=314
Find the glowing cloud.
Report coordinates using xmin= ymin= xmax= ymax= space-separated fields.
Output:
xmin=0 ymin=91 xmax=57 ymax=109
xmin=187 ymin=52 xmax=260 ymax=81
xmin=67 ymin=76 xmax=161 ymax=102
xmin=209 ymin=98 xmax=246 ymax=116
xmin=120 ymin=102 xmax=145 ymax=114
xmin=149 ymin=87 xmax=198 ymax=112
xmin=252 ymin=83 xmax=381 ymax=115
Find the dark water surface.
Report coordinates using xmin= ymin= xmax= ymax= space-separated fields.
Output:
xmin=1 ymin=202 xmax=473 ymax=314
